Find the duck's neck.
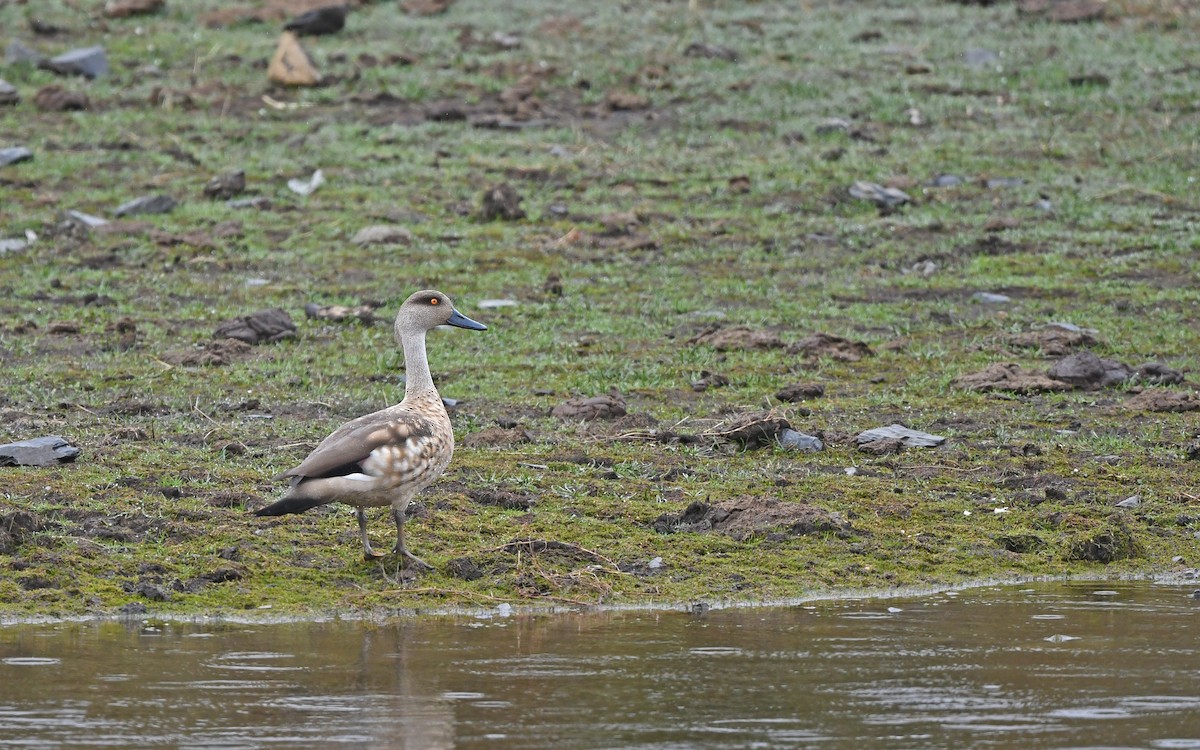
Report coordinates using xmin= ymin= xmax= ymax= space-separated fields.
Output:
xmin=400 ymin=329 xmax=436 ymax=399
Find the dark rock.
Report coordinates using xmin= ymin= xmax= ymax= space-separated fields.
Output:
xmin=114 ymin=194 xmax=177 ymax=216
xmin=775 ymin=382 xmax=825 ymax=402
xmin=478 ymin=183 xmax=526 ymax=221
xmin=1047 ymin=351 xmax=1131 ymax=388
xmin=203 ymin=170 xmax=245 ymax=200
xmin=41 ymin=46 xmax=109 ymax=78
xmin=212 ymin=309 xmax=297 ymax=345
xmin=0 ymin=436 xmax=81 ymax=467
xmin=0 ymin=146 xmax=33 ymax=166
xmin=284 ymin=4 xmax=347 ymax=36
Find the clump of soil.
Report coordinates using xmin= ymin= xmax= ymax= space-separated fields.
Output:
xmin=551 ymin=391 xmax=627 ymax=420
xmin=705 ymin=410 xmax=792 ymax=449
xmin=163 ymin=338 xmax=253 ymax=366
xmin=212 ymin=309 xmax=296 ymax=344
xmin=788 ymin=333 xmax=873 ymax=362
xmin=1067 ymin=518 xmax=1140 ymax=563
xmin=653 ymin=497 xmax=854 ymax=541
xmin=956 ymin=351 xmax=1185 ymax=394
xmin=775 ymin=382 xmax=825 ymax=402
xmin=1123 ymin=389 xmax=1200 ymax=413
xmin=1010 ymin=325 xmax=1098 ymax=356
xmin=463 ymin=486 xmax=535 ymax=510
xmin=687 ymin=325 xmax=784 ymax=351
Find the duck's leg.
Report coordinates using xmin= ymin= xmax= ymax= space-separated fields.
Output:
xmin=391 ymin=505 xmax=432 ymax=570
xmin=358 ymin=507 xmax=386 ymax=560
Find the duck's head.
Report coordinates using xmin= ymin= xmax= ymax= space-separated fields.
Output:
xmin=395 ymin=290 xmax=487 ymax=339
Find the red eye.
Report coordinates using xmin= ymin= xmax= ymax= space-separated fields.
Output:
xmin=429 ymin=298 xmax=439 ymax=305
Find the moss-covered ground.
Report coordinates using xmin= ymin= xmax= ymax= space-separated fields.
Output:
xmin=1 ymin=0 xmax=1198 ymax=618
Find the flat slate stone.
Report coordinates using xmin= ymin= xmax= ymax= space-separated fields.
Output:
xmin=0 ymin=146 xmax=33 ymax=166
xmin=0 ymin=436 xmax=81 ymax=466
xmin=855 ymin=424 xmax=946 ymax=448
xmin=42 ymin=46 xmax=109 ymax=78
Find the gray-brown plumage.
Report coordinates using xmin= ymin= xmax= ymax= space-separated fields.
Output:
xmin=254 ymin=290 xmax=486 ymax=568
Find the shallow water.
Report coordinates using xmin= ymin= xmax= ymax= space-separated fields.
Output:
xmin=2 ymin=582 xmax=1199 ymax=749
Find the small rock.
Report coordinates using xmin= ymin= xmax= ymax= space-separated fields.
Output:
xmin=691 ymin=370 xmax=729 ymax=392
xmin=6 ymin=40 xmax=44 ymax=65
xmin=352 ymin=224 xmax=413 ymax=246
xmin=284 ymin=4 xmax=347 ymax=36
xmin=855 ymin=424 xmax=946 ymax=448
xmin=269 ymin=32 xmax=322 ymax=87
xmin=478 ymin=183 xmax=526 ymax=221
xmin=928 ymin=174 xmax=965 ymax=188
xmin=0 ymin=436 xmax=81 ymax=467
xmin=213 ymin=309 xmax=297 ymax=344
xmin=202 ymin=170 xmax=245 ymax=200
xmin=115 ymin=194 xmax=177 ymax=216
xmin=963 ymin=48 xmax=999 ymax=68
xmin=0 ymin=78 xmax=19 ymax=106
xmin=287 ymin=169 xmax=325 ymax=196
xmin=41 ymin=46 xmax=109 ymax=78
xmin=849 ymin=180 xmax=910 ymax=210
xmin=778 ymin=429 xmax=823 ymax=452
xmin=1048 ymin=351 xmax=1131 ymax=389
xmin=0 ymin=146 xmax=33 ymax=166
xmin=1115 ymin=495 xmax=1141 ymax=509
xmin=64 ymin=209 xmax=109 ymax=228
xmin=104 ymin=0 xmax=165 ymax=17
xmin=0 ymin=237 xmax=30 ymax=254
xmin=972 ymin=292 xmax=1011 ymax=304
xmin=33 ymin=85 xmax=89 ymax=111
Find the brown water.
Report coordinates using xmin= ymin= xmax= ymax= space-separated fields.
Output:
xmin=2 ymin=582 xmax=1199 ymax=749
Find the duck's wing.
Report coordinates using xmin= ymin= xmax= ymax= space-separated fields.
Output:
xmin=274 ymin=408 xmax=437 ymax=481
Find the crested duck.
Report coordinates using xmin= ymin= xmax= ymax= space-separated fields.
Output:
xmin=254 ymin=290 xmax=487 ymax=568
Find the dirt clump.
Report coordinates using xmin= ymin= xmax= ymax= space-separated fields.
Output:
xmin=687 ymin=325 xmax=784 ymax=351
xmin=164 ymin=338 xmax=253 ymax=366
xmin=705 ymin=410 xmax=792 ymax=449
xmin=775 ymin=382 xmax=825 ymax=402
xmin=788 ymin=333 xmax=873 ymax=362
xmin=1047 ymin=351 xmax=1131 ymax=388
xmin=212 ymin=309 xmax=296 ymax=344
xmin=551 ymin=391 xmax=627 ymax=421
xmin=1010 ymin=325 xmax=1098 ymax=356
xmin=1122 ymin=389 xmax=1200 ymax=413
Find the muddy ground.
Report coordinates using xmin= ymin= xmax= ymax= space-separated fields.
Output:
xmin=1 ymin=0 xmax=1199 ymax=617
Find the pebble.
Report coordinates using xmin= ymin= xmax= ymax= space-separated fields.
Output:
xmin=43 ymin=46 xmax=109 ymax=78
xmin=287 ymin=169 xmax=325 ymax=195
xmin=1115 ymin=495 xmax=1141 ymax=509
xmin=114 ymin=194 xmax=177 ymax=216
xmin=972 ymin=292 xmax=1011 ymax=304
xmin=778 ymin=429 xmax=824 ymax=452
xmin=0 ymin=146 xmax=32 ymax=166
xmin=0 ymin=78 xmax=18 ymax=105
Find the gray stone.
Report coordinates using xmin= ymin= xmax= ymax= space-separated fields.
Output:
xmin=65 ymin=209 xmax=109 ymax=228
xmin=778 ymin=429 xmax=824 ymax=452
xmin=973 ymin=292 xmax=1012 ymax=304
xmin=0 ymin=436 xmax=81 ymax=467
xmin=849 ymin=181 xmax=911 ymax=209
xmin=0 ymin=78 xmax=19 ymax=106
xmin=5 ymin=41 xmax=43 ymax=65
xmin=42 ymin=46 xmax=109 ymax=78
xmin=114 ymin=194 xmax=177 ymax=216
xmin=0 ymin=146 xmax=33 ymax=166
xmin=1115 ymin=495 xmax=1141 ymax=509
